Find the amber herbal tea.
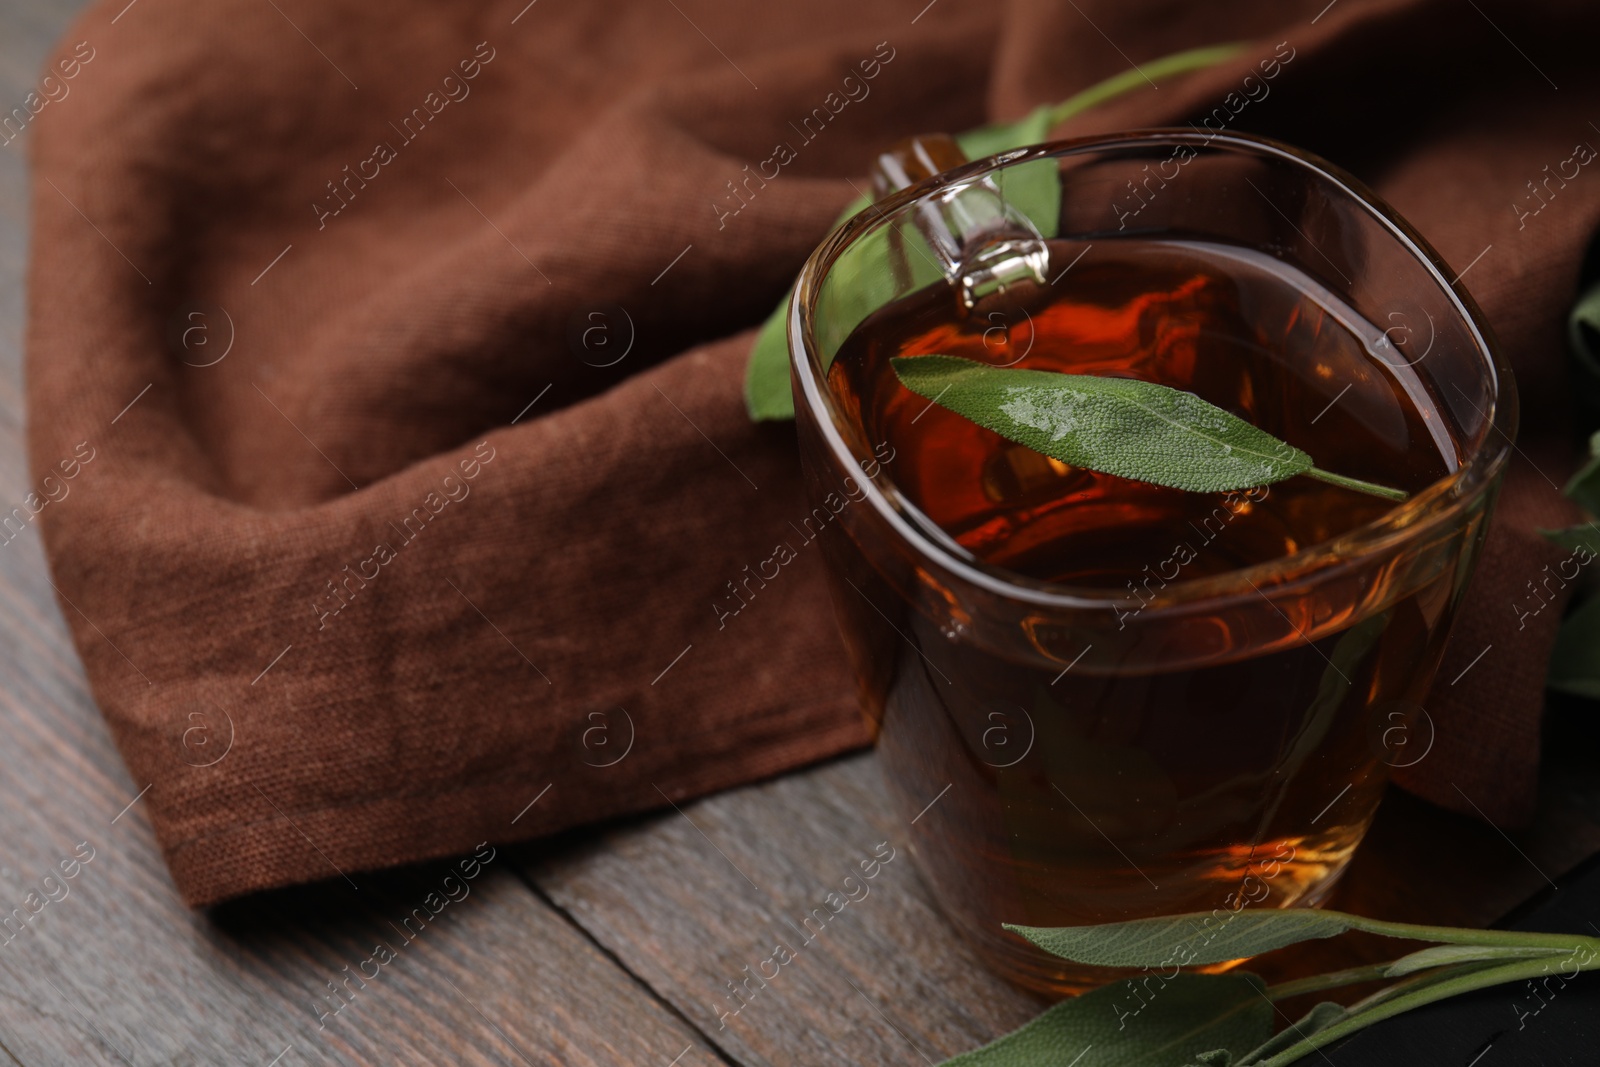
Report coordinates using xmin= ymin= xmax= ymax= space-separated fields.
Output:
xmin=788 ymin=132 xmax=1512 ymax=995
xmin=810 ymin=237 xmax=1475 ymax=992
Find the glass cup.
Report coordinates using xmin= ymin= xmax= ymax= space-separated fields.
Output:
xmin=787 ymin=130 xmax=1515 ymax=993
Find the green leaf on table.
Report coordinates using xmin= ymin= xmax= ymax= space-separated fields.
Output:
xmin=1380 ymin=942 xmax=1571 ymax=978
xmin=1544 ymin=427 xmax=1600 ymax=696
xmin=1007 ymin=910 xmax=1358 ymax=970
xmin=971 ymin=912 xmax=1600 ymax=1067
xmin=1242 ymin=952 xmax=1600 ymax=1067
xmin=743 ymin=42 xmax=1247 ymax=422
xmin=1567 ymin=279 xmax=1600 ymax=415
xmin=1007 ymin=907 xmax=1594 ymax=971
xmin=1540 ymin=523 xmax=1600 ymax=554
xmin=940 ymin=973 xmax=1272 ymax=1067
xmin=1548 ymin=592 xmax=1600 ymax=699
xmin=1565 ymin=430 xmax=1600 ymax=512
xmin=1233 ymin=1002 xmax=1347 ymax=1066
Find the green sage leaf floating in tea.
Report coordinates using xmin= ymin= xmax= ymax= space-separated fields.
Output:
xmin=892 ymin=355 xmax=1407 ymax=501
xmin=743 ymin=42 xmax=1249 ymax=422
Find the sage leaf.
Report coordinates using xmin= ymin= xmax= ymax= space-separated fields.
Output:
xmin=1540 ymin=523 xmax=1600 ymax=554
xmin=895 ymin=356 xmax=1407 ymax=499
xmin=741 ymin=283 xmax=792 ymax=420
xmin=951 ymin=107 xmax=1053 ymax=164
xmin=1548 ymin=593 xmax=1600 ymax=699
xmin=742 ymin=286 xmax=800 ymax=420
xmin=1380 ymin=942 xmax=1571 ymax=978
xmin=940 ymin=973 xmax=1272 ymax=1067
xmin=1242 ymin=953 xmax=1600 ymax=1067
xmin=743 ymin=43 xmax=1247 ymax=422
xmin=1563 ymin=429 xmax=1600 ymax=515
xmin=955 ymin=113 xmax=1060 ymax=243
xmin=1323 ymin=958 xmax=1507 ymax=1025
xmin=1007 ymin=911 xmax=1356 ymax=970
xmin=893 ymin=355 xmax=1312 ymax=494
xmin=1539 ymin=429 xmax=1600 ymax=553
xmin=743 ymin=189 xmax=942 ymax=420
xmin=1568 ymin=280 xmax=1600 ymax=417
xmin=741 ymin=188 xmax=935 ymax=420
xmin=1233 ymin=1002 xmax=1347 ymax=1066
xmin=969 ymin=915 xmax=1600 ymax=1067
xmin=1006 ymin=908 xmax=1598 ymax=969
xmin=955 ymin=43 xmax=1247 ymax=163
xmin=1542 ymin=425 xmax=1600 ymax=697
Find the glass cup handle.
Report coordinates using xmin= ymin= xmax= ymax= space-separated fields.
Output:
xmin=870 ymin=133 xmax=1051 ymax=310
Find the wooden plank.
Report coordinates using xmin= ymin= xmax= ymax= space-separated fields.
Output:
xmin=0 ymin=3 xmax=719 ymax=1065
xmin=211 ymin=863 xmax=724 ymax=1067
xmin=528 ymin=749 xmax=1600 ymax=1064
xmin=0 ymin=786 xmax=722 ymax=1066
xmin=0 ymin=0 xmax=62 ymax=403
xmin=529 ymin=754 xmax=1050 ymax=1067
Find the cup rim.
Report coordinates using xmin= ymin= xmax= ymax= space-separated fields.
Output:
xmin=788 ymin=128 xmax=1518 ymax=612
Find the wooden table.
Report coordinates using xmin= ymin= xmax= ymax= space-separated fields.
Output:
xmin=4 ymin=4 xmax=1599 ymax=1064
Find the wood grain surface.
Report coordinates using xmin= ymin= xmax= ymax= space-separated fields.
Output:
xmin=4 ymin=2 xmax=1600 ymax=1066
xmin=528 ymin=754 xmax=1051 ymax=1067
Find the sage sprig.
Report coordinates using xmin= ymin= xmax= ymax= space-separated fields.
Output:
xmin=940 ymin=909 xmax=1600 ymax=1067
xmin=1539 ymin=429 xmax=1600 ymax=697
xmin=744 ymin=42 xmax=1249 ymax=421
xmin=892 ymin=355 xmax=1407 ymax=501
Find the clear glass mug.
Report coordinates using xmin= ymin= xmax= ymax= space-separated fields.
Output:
xmin=787 ymin=130 xmax=1515 ymax=993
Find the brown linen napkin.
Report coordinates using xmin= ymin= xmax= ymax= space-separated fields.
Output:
xmin=25 ymin=0 xmax=1598 ymax=905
